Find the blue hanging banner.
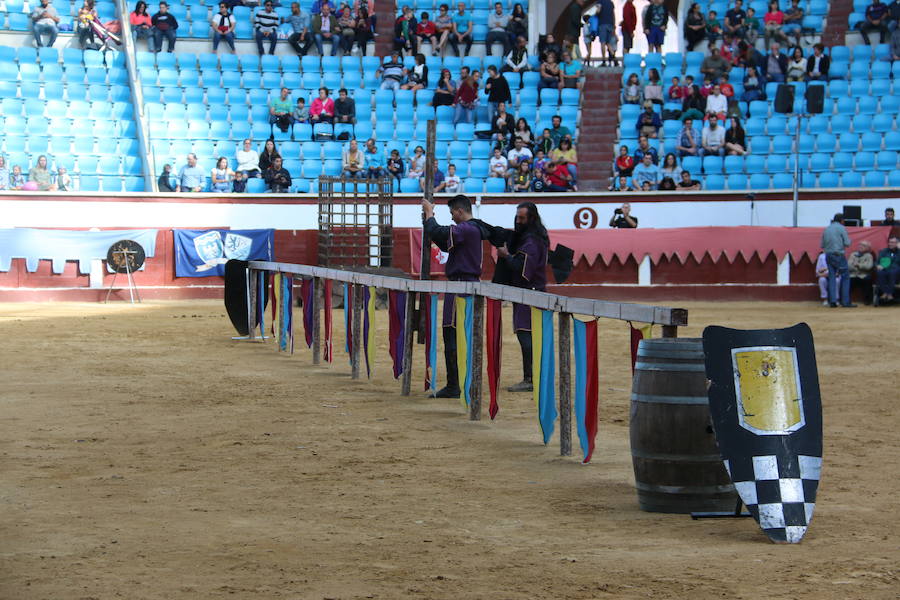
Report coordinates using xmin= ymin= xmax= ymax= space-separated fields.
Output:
xmin=173 ymin=229 xmax=275 ymax=277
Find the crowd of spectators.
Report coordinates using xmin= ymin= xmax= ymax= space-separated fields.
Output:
xmin=0 ymin=154 xmax=71 ymax=191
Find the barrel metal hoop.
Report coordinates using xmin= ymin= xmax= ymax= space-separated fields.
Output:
xmin=630 ymin=448 xmax=723 ymax=462
xmin=634 ymin=481 xmax=736 ymax=495
xmin=633 ymin=362 xmax=707 ymax=372
xmin=630 ymin=393 xmax=708 ymax=405
xmin=636 ymin=348 xmax=704 ymax=359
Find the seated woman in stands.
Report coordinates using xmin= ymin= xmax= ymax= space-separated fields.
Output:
xmin=537 ymin=51 xmax=561 ymax=93
xmin=310 ymin=87 xmax=335 ymax=124
xmin=401 ymin=53 xmax=428 ymax=91
xmin=433 ymin=4 xmax=453 ymax=57
xmin=433 ymin=68 xmax=456 ymax=106
xmin=550 ymin=137 xmax=578 ymax=187
xmin=615 ymin=145 xmax=635 ymax=178
xmin=258 ymin=139 xmax=281 ymax=174
xmin=210 ymin=157 xmax=234 ymax=193
xmin=491 ymin=102 xmax=515 ymax=148
xmin=511 ymin=160 xmax=532 ymax=192
xmin=452 ymin=75 xmax=478 ymax=125
xmin=786 ymin=46 xmax=806 ymax=82
xmin=681 ymin=84 xmax=706 ymax=121
xmin=407 ymin=146 xmax=426 ymax=179
xmin=623 ymin=72 xmax=642 ymax=104
xmin=742 ymin=66 xmax=764 ymax=102
xmin=725 ymin=117 xmax=747 ymax=155
xmin=643 ymin=68 xmax=663 ymax=105
xmin=76 ymin=0 xmax=99 ymax=48
xmin=338 ymin=5 xmax=356 ymax=54
xmin=235 ymin=138 xmax=260 ymax=178
xmin=513 ymin=118 xmax=533 ymax=147
xmin=353 ymin=7 xmax=374 ymax=55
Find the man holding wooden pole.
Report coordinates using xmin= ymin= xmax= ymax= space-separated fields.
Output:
xmin=422 ymin=194 xmax=485 ymax=398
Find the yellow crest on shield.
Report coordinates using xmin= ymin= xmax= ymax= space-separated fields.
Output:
xmin=732 ymin=346 xmax=805 ymax=435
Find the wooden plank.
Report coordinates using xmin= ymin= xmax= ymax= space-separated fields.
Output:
xmin=312 ymin=277 xmax=322 ymax=364
xmin=248 ymin=261 xmax=689 ymax=326
xmin=558 ymin=312 xmax=572 ymax=457
xmin=421 ymin=120 xmax=436 ymax=281
xmin=350 ymin=284 xmax=362 ymax=380
xmin=400 ymin=291 xmax=415 ymax=396
xmin=470 ymin=295 xmax=484 ymax=421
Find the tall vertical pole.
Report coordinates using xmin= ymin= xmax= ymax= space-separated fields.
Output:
xmin=400 ymin=291 xmax=415 ymax=396
xmin=312 ymin=277 xmax=322 ymax=365
xmin=246 ymin=268 xmax=257 ymax=341
xmin=792 ymin=113 xmax=802 ymax=227
xmin=351 ymin=284 xmax=363 ymax=379
xmin=558 ymin=312 xmax=572 ymax=457
xmin=416 ymin=121 xmax=437 ymax=344
xmin=469 ymin=295 xmax=485 ymax=421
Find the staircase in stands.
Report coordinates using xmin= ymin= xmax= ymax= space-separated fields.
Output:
xmin=575 ymin=67 xmax=622 ymax=192
xmin=821 ymin=0 xmax=853 ymax=46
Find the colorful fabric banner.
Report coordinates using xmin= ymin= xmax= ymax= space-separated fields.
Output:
xmin=324 ymin=279 xmax=334 ymax=363
xmin=270 ymin=272 xmax=278 ymax=338
xmin=388 ymin=291 xmax=407 ymax=379
xmin=272 ymin=272 xmax=281 ymax=343
xmin=629 ymin=322 xmax=653 ymax=373
xmin=174 ymin=228 xmax=274 ymax=277
xmin=278 ymin=274 xmax=293 ymax=353
xmin=424 ymin=294 xmax=438 ymax=393
xmin=532 ymin=307 xmax=557 ymax=445
xmin=343 ymin=283 xmax=353 ymax=357
xmin=573 ymin=319 xmax=599 ymax=463
xmin=301 ymin=278 xmax=315 ymax=348
xmin=455 ymin=295 xmax=474 ymax=407
xmin=485 ymin=298 xmax=503 ymax=420
xmin=363 ymin=286 xmax=376 ymax=378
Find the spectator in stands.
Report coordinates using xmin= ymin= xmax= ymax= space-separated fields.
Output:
xmin=313 ymin=3 xmax=341 ymax=56
xmin=660 ymin=152 xmax=682 ymax=180
xmin=511 ymin=161 xmax=532 ymax=192
xmin=861 ymin=0 xmax=891 ymax=44
xmin=55 ymin=166 xmax=71 ymax=192
xmin=513 ymin=117 xmax=533 ymax=146
xmin=364 ymin=138 xmax=385 ymax=179
xmin=334 ymin=88 xmax=355 ymax=124
xmin=31 ymin=0 xmax=60 ymax=48
xmin=633 ymin=135 xmax=658 ymax=164
xmin=211 ymin=2 xmax=236 ymax=52
xmin=876 ymin=235 xmax=900 ymax=302
xmin=269 ymin=87 xmax=294 ymax=136
xmin=565 ymin=0 xmax=584 ymax=42
xmin=610 ymin=175 xmax=634 ymax=191
xmin=701 ymin=45 xmax=731 ymax=82
xmin=677 ymin=170 xmax=702 ymax=190
xmin=342 ymin=140 xmax=366 ymax=179
xmin=484 ymin=66 xmax=512 ymax=124
xmin=725 ymin=116 xmax=747 ymax=155
xmin=699 ymin=75 xmax=714 ymax=96
xmin=254 ymin=0 xmax=280 ymax=54
xmin=264 ymin=156 xmax=292 ymax=192
xmin=415 ymin=11 xmax=437 ymax=52
xmin=310 ymin=0 xmax=335 ymax=14
xmin=643 ymin=0 xmax=668 ymax=53
xmin=631 ymin=154 xmax=661 ymax=190
xmin=742 ymin=66 xmax=764 ymax=101
xmin=292 ymin=97 xmax=309 ymax=124
xmin=232 ymin=170 xmax=246 ymax=193
xmin=820 ymin=213 xmax=854 ymax=307
xmin=889 ymin=0 xmax=900 ymax=29
xmin=675 ymin=118 xmax=701 ymax=158
xmin=76 ymin=0 xmax=98 ymax=49
xmin=535 ymin=128 xmax=554 ymax=155
xmin=9 ymin=165 xmax=25 ymax=190
xmin=433 ymin=4 xmax=453 ymax=56
xmin=532 ymin=148 xmax=549 ymax=175
xmin=591 ymin=0 xmax=616 ymax=66
xmin=548 ymin=115 xmax=572 ymax=147
xmin=745 ymin=7 xmax=761 ymax=45
xmin=781 ymin=0 xmax=804 ymax=46
xmin=684 ymin=3 xmax=707 ymax=50
xmin=643 ymin=68 xmax=663 ymax=104
xmin=285 ymin=2 xmax=313 ymax=56
xmin=337 ymin=5 xmax=356 ymax=54
xmin=310 ymin=87 xmax=335 ymax=123
xmin=407 ymin=145 xmax=426 ymax=178
xmin=500 ymin=36 xmax=529 ymax=89
xmin=763 ymin=0 xmax=788 ymax=48
xmin=719 ymin=72 xmax=735 ymax=98
xmin=394 ymin=5 xmax=417 ymax=55
xmin=423 ymin=159 xmax=445 ymax=191
xmin=538 ymin=33 xmax=561 ymax=62
xmin=701 ymin=116 xmax=725 ymax=157
xmin=491 ymin=102 xmax=515 ymax=148
xmin=551 ymin=137 xmax=578 ymax=186
xmin=670 ymin=75 xmax=691 ymax=101
xmin=486 ymin=2 xmax=511 ymax=56
xmin=892 ymin=26 xmax=900 ymax=60
xmin=623 ymin=72 xmax=642 ymax=104
xmin=507 ymin=137 xmax=533 ymax=170
xmin=681 ymin=85 xmax=706 ymax=120
xmin=635 ymin=101 xmax=662 ymax=138
xmin=508 ymin=4 xmax=528 ymax=47
xmin=452 ymin=75 xmax=478 ymax=125
xmin=537 ymin=51 xmax=562 ymax=93
xmin=658 ymin=177 xmax=676 ymax=190
xmin=387 ymin=148 xmax=405 ymax=181
xmin=615 ymin=145 xmax=635 ymax=177
xmin=442 ymin=163 xmax=462 ymax=193
xmin=489 ymin=147 xmax=509 ymax=181
xmin=433 ymin=68 xmax=456 ymax=106
xmin=236 ymin=138 xmax=260 ymax=177
xmin=559 ymin=51 xmax=583 ymax=90
xmin=129 ymin=2 xmax=155 ymax=52
xmin=28 ymin=156 xmax=56 ymax=191
xmin=724 ymin=0 xmax=746 ymax=39
xmin=176 ymin=154 xmax=205 ymax=192
xmin=158 ymin=163 xmax=175 ymax=191
xmin=210 ymin=157 xmax=234 ymax=193
xmin=848 ymin=240 xmax=875 ymax=304
xmin=705 ymin=84 xmax=727 ymax=120
xmin=705 ymin=9 xmax=722 ymax=44
xmin=764 ymin=42 xmax=788 ymax=82
xmin=401 ymin=53 xmax=429 ymax=91
xmin=353 ymin=7 xmax=373 ymax=55
xmin=378 ymin=52 xmax=406 ymax=90
xmin=787 ymin=46 xmax=806 ymax=81
xmin=883 ymin=207 xmax=898 ymax=226
xmin=543 ymin=159 xmax=574 ymax=191
xmin=151 ymin=1 xmax=178 ymax=53
xmin=258 ymin=139 xmax=280 ymax=173
xmin=621 ymin=0 xmax=637 ymax=52
xmin=449 ymin=2 xmax=473 ymax=56
xmin=805 ymin=43 xmax=830 ymax=80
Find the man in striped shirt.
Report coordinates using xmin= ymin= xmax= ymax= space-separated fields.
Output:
xmin=254 ymin=0 xmax=280 ymax=55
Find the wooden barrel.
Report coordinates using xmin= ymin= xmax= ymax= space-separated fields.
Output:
xmin=630 ymin=338 xmax=737 ymax=513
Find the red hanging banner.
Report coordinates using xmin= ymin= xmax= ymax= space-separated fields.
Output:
xmin=486 ymin=298 xmax=503 ymax=420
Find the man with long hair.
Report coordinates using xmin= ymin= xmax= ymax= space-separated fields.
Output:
xmin=494 ymin=202 xmax=549 ymax=392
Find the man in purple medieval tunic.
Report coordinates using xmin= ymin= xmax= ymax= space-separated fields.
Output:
xmin=495 ymin=202 xmax=549 ymax=392
xmin=423 ymin=194 xmax=485 ymax=399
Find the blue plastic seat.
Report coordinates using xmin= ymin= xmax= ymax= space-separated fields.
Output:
xmin=772 ymin=135 xmax=793 ymax=154
xmin=864 ymin=171 xmax=886 ymax=188
xmin=770 ymin=173 xmax=792 ymax=188
xmin=876 ymin=150 xmax=898 ymax=170
xmin=766 ymin=154 xmax=788 ymax=173
xmin=809 ymin=153 xmax=831 ymax=172
xmin=888 ymin=170 xmax=900 ymax=187
xmin=861 ymin=131 xmax=883 ymax=151
xmin=817 ymin=172 xmax=839 ymax=188
xmin=885 ymin=131 xmax=900 ymax=151
xmin=832 ymin=152 xmax=853 ymax=171
xmin=726 ymin=174 xmax=747 ymax=190
xmin=703 ymin=174 xmax=724 ymax=190
xmin=78 ymin=175 xmax=100 ymax=191
xmin=872 ymin=114 xmax=894 ymax=134
xmin=841 ymin=171 xmax=862 ymax=187
xmin=855 ymin=151 xmax=877 ymax=170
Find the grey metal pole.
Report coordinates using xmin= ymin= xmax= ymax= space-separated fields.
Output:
xmin=792 ymin=113 xmax=804 ymax=228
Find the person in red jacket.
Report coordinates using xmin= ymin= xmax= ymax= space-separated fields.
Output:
xmin=621 ymin=0 xmax=637 ymax=53
xmin=310 ymin=86 xmax=335 ymax=124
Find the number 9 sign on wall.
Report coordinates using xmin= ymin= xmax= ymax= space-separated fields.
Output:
xmin=573 ymin=207 xmax=598 ymax=229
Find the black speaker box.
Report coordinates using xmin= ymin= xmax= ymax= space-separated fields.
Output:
xmin=774 ymin=84 xmax=794 ymax=114
xmin=805 ymin=85 xmax=825 ymax=114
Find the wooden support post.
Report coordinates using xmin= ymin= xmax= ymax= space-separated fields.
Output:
xmin=661 ymin=325 xmax=678 ymax=338
xmin=312 ymin=277 xmax=322 ymax=365
xmin=247 ymin=268 xmax=257 ymax=340
xmin=350 ymin=284 xmax=363 ymax=379
xmin=558 ymin=312 xmax=572 ymax=457
xmin=416 ymin=120 xmax=437 ymax=345
xmin=400 ymin=291 xmax=416 ymax=396
xmin=469 ymin=295 xmax=485 ymax=421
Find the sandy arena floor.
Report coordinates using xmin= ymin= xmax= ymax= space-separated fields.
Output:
xmin=0 ymin=299 xmax=897 ymax=599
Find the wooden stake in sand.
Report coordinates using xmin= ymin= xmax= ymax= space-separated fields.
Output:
xmin=558 ymin=312 xmax=572 ymax=457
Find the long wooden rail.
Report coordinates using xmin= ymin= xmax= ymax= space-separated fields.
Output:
xmin=246 ymin=260 xmax=688 ymax=458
